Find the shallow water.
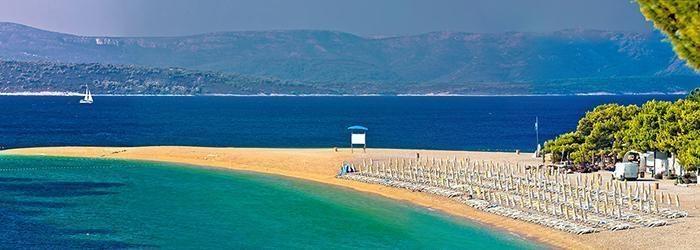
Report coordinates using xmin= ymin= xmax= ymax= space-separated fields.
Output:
xmin=0 ymin=156 xmax=540 ymax=249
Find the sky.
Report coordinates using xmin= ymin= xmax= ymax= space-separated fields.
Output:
xmin=0 ymin=0 xmax=653 ymax=37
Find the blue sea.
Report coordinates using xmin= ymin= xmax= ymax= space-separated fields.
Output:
xmin=0 ymin=156 xmax=539 ymax=249
xmin=0 ymin=95 xmax=684 ymax=249
xmin=0 ymin=95 xmax=684 ymax=150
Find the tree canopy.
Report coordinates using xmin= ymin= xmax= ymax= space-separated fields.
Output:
xmin=544 ymin=91 xmax=700 ymax=170
xmin=636 ymin=0 xmax=700 ymax=70
xmin=545 ymin=1 xmax=700 ymax=169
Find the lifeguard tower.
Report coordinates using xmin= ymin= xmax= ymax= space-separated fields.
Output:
xmin=347 ymin=125 xmax=368 ymax=153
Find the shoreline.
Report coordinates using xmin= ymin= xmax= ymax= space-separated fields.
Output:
xmin=0 ymin=92 xmax=687 ymax=97
xmin=0 ymin=146 xmax=589 ymax=249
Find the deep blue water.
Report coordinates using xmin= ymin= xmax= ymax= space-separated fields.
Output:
xmin=0 ymin=95 xmax=683 ymax=151
xmin=0 ymin=95 xmax=686 ymax=249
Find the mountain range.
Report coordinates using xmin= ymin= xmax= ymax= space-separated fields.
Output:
xmin=0 ymin=22 xmax=698 ymax=95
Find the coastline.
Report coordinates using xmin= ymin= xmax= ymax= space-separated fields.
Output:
xmin=0 ymin=146 xmax=590 ymax=249
xmin=0 ymin=92 xmax=687 ymax=97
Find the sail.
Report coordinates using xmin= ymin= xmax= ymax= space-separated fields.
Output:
xmin=80 ymin=86 xmax=93 ymax=103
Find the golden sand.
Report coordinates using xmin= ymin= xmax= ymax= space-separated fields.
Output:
xmin=5 ymin=146 xmax=698 ymax=249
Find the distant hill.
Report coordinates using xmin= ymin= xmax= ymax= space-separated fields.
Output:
xmin=0 ymin=22 xmax=698 ymax=95
xmin=0 ymin=61 xmax=324 ymax=95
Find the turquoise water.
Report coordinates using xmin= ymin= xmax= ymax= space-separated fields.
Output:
xmin=0 ymin=156 xmax=539 ymax=249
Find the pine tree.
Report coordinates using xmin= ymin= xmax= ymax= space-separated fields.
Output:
xmin=636 ymin=0 xmax=700 ymax=70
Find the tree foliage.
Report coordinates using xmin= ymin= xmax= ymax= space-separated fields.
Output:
xmin=544 ymin=89 xmax=700 ymax=170
xmin=543 ymin=132 xmax=583 ymax=163
xmin=688 ymin=88 xmax=700 ymax=102
xmin=636 ymin=0 xmax=700 ymax=70
xmin=544 ymin=104 xmax=639 ymax=163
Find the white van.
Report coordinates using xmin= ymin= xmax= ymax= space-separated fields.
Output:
xmin=613 ymin=162 xmax=639 ymax=181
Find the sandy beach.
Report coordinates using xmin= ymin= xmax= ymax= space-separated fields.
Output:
xmin=3 ymin=146 xmax=698 ymax=249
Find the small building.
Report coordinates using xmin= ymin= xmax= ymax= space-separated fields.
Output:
xmin=347 ymin=125 xmax=368 ymax=153
xmin=640 ymin=151 xmax=685 ymax=176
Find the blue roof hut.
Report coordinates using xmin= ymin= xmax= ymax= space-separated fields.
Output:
xmin=347 ymin=125 xmax=368 ymax=153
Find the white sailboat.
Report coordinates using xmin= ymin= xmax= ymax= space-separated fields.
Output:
xmin=79 ymin=85 xmax=93 ymax=104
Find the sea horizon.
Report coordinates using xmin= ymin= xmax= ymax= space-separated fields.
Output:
xmin=0 ymin=91 xmax=690 ymax=97
xmin=0 ymin=94 xmax=684 ymax=151
xmin=2 ymin=0 xmax=698 ymax=248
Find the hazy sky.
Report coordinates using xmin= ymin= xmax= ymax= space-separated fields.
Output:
xmin=0 ymin=0 xmax=652 ymax=37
